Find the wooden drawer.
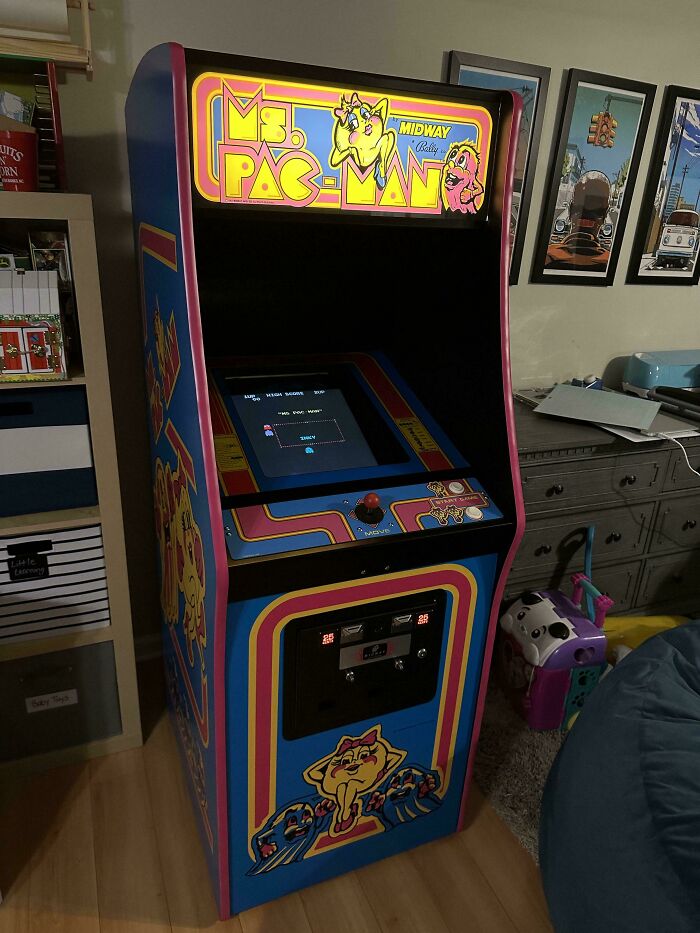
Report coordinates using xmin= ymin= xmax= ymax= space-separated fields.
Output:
xmin=520 ymin=455 xmax=666 ymax=509
xmin=664 ymin=448 xmax=700 ymax=492
xmin=503 ymin=561 xmax=640 ymax=614
xmin=637 ymin=551 xmax=700 ymax=609
xmin=512 ymin=503 xmax=653 ymax=574
xmin=651 ymin=494 xmax=700 ymax=553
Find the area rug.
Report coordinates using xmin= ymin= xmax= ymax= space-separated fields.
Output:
xmin=473 ymin=683 xmax=565 ymax=861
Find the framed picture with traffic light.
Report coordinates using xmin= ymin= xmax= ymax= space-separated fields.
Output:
xmin=448 ymin=51 xmax=551 ymax=285
xmin=531 ymin=69 xmax=655 ymax=286
xmin=627 ymin=86 xmax=700 ymax=286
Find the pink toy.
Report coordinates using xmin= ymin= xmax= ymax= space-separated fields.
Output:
xmin=498 ymin=574 xmax=613 ymax=731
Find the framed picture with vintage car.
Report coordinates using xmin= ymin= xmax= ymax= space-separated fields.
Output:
xmin=448 ymin=51 xmax=550 ymax=285
xmin=627 ymin=86 xmax=700 ymax=286
xmin=532 ymin=69 xmax=655 ymax=286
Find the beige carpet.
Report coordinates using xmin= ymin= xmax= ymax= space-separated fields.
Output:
xmin=473 ymin=683 xmax=565 ymax=861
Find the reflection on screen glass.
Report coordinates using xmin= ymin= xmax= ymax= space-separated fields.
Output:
xmin=231 ymin=385 xmax=378 ymax=478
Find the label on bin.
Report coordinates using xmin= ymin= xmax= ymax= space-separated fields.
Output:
xmin=9 ymin=553 xmax=48 ymax=582
xmin=25 ymin=689 xmax=78 ymax=714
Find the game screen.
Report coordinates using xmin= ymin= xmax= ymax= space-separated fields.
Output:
xmin=230 ymin=379 xmax=379 ymax=478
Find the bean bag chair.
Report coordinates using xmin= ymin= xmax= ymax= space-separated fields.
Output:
xmin=539 ymin=621 xmax=700 ymax=933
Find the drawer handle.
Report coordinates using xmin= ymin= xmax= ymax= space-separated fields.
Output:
xmin=535 ymin=544 xmax=553 ymax=556
xmin=621 ymin=473 xmax=637 ymax=486
xmin=606 ymin=531 xmax=623 ymax=543
xmin=683 ymin=519 xmax=698 ymax=531
xmin=547 ymin=483 xmax=565 ymax=496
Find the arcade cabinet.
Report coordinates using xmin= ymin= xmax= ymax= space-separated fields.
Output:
xmin=126 ymin=45 xmax=524 ymax=917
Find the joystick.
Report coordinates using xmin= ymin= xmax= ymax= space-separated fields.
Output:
xmin=354 ymin=492 xmax=385 ymax=525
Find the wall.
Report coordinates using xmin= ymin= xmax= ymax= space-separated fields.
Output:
xmin=59 ymin=0 xmax=700 ymax=639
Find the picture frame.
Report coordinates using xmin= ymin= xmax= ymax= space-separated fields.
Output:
xmin=627 ymin=86 xmax=700 ymax=285
xmin=531 ymin=69 xmax=655 ymax=286
xmin=448 ymin=51 xmax=550 ymax=285
xmin=28 ymin=230 xmax=72 ymax=286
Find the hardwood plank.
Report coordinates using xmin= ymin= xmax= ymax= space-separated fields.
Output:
xmin=239 ymin=893 xmax=312 ymax=933
xmin=459 ymin=786 xmax=553 ymax=933
xmin=27 ymin=765 xmax=100 ymax=933
xmin=299 ymin=872 xmax=380 ymax=933
xmin=0 ymin=763 xmax=98 ymax=933
xmin=356 ymin=851 xmax=449 ymax=933
xmin=143 ymin=713 xmax=242 ymax=932
xmin=90 ymin=748 xmax=171 ymax=933
xmin=409 ymin=834 xmax=518 ymax=933
xmin=0 ymin=772 xmax=32 ymax=933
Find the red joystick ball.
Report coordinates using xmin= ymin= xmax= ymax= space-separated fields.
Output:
xmin=363 ymin=492 xmax=381 ymax=510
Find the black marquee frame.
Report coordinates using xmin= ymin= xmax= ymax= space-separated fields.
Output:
xmin=627 ymin=84 xmax=700 ymax=287
xmin=532 ymin=68 xmax=655 ymax=287
xmin=448 ymin=50 xmax=550 ymax=286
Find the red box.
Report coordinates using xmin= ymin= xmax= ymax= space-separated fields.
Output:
xmin=0 ymin=128 xmax=38 ymax=192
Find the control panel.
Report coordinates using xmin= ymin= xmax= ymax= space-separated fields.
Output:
xmin=224 ymin=477 xmax=502 ymax=560
xmin=283 ymin=590 xmax=446 ymax=739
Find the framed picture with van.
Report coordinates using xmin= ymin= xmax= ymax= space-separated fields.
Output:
xmin=531 ymin=69 xmax=655 ymax=286
xmin=627 ymin=86 xmax=700 ymax=286
xmin=448 ymin=51 xmax=550 ymax=285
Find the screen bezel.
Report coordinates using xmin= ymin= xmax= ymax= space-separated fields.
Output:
xmin=225 ymin=367 xmax=409 ymax=478
xmin=216 ymin=360 xmax=437 ymax=503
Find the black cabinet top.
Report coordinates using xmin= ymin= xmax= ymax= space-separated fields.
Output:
xmin=513 ymin=398 xmax=700 ymax=459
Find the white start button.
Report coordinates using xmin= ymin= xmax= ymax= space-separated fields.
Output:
xmin=465 ymin=506 xmax=483 ymax=521
xmin=448 ymin=481 xmax=465 ymax=494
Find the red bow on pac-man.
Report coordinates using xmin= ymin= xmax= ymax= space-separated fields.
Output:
xmin=336 ymin=730 xmax=377 ymax=754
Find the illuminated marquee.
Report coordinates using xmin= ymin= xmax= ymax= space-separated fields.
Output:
xmin=191 ymin=73 xmax=492 ymax=217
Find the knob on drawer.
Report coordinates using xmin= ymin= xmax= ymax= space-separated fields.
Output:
xmin=683 ymin=519 xmax=697 ymax=531
xmin=535 ymin=544 xmax=553 ymax=556
xmin=621 ymin=473 xmax=637 ymax=486
xmin=606 ymin=531 xmax=623 ymax=543
xmin=547 ymin=483 xmax=565 ymax=496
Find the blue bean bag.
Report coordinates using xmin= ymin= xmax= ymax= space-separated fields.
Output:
xmin=539 ymin=621 xmax=700 ymax=933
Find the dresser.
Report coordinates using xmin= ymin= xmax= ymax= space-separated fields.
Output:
xmin=505 ymin=401 xmax=700 ymax=616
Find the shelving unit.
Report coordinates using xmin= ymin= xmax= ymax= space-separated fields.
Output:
xmin=0 ymin=192 xmax=141 ymax=774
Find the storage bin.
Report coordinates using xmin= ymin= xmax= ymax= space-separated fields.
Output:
xmin=0 ymin=385 xmax=98 ymax=516
xmin=0 ymin=524 xmax=109 ymax=643
xmin=0 ymin=641 xmax=122 ymax=761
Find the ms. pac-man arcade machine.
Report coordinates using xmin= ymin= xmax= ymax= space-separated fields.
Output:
xmin=126 ymin=44 xmax=524 ymax=917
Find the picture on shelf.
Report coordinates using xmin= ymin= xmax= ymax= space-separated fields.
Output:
xmin=0 ymin=253 xmax=15 ymax=270
xmin=628 ymin=86 xmax=700 ymax=285
xmin=29 ymin=230 xmax=72 ymax=286
xmin=532 ymin=70 xmax=655 ymax=286
xmin=0 ymin=88 xmax=34 ymax=125
xmin=448 ymin=51 xmax=550 ymax=284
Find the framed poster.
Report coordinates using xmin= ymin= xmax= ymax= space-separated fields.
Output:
xmin=628 ymin=86 xmax=700 ymax=285
xmin=532 ymin=69 xmax=655 ymax=286
xmin=448 ymin=51 xmax=550 ymax=284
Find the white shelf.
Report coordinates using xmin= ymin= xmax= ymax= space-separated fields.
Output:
xmin=0 ymin=194 xmax=141 ymax=769
xmin=0 ymin=505 xmax=100 ymax=537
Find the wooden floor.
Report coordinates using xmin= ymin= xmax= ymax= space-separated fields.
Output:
xmin=0 ymin=668 xmax=553 ymax=933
